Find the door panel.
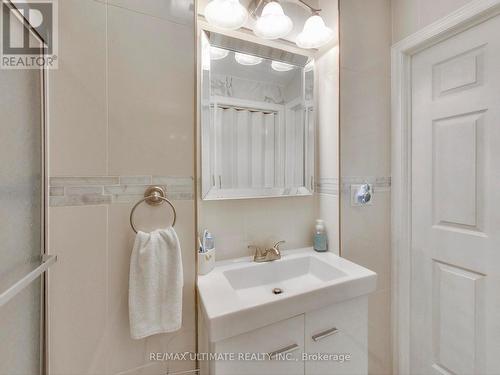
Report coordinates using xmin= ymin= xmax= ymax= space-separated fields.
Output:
xmin=0 ymin=6 xmax=45 ymax=375
xmin=411 ymin=13 xmax=500 ymax=375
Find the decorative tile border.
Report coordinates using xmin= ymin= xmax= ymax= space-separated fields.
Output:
xmin=316 ymin=178 xmax=339 ymax=195
xmin=315 ymin=176 xmax=391 ymax=195
xmin=340 ymin=176 xmax=391 ymax=192
xmin=49 ymin=176 xmax=194 ymax=207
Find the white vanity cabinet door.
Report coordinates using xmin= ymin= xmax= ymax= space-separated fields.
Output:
xmin=212 ymin=315 xmax=305 ymax=375
xmin=304 ymin=297 xmax=369 ymax=375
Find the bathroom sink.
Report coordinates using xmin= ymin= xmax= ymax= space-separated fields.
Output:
xmin=223 ymin=255 xmax=347 ymax=303
xmin=197 ymin=247 xmax=377 ymax=342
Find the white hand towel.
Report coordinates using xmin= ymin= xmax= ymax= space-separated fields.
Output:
xmin=129 ymin=227 xmax=183 ymax=339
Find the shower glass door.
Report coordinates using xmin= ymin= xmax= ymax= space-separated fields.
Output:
xmin=0 ymin=4 xmax=50 ymax=375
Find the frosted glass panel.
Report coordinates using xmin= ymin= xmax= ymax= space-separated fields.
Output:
xmin=0 ymin=10 xmax=44 ymax=375
xmin=0 ymin=279 xmax=41 ymax=375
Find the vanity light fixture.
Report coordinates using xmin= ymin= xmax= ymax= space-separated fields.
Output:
xmin=234 ymin=52 xmax=263 ymax=66
xmin=205 ymin=0 xmax=335 ymax=49
xmin=296 ymin=14 xmax=334 ymax=49
xmin=210 ymin=46 xmax=229 ymax=60
xmin=271 ymin=61 xmax=295 ymax=72
xmin=254 ymin=1 xmax=293 ymax=40
xmin=204 ymin=0 xmax=248 ymax=30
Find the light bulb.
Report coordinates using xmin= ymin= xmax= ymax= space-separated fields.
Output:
xmin=234 ymin=52 xmax=263 ymax=66
xmin=271 ymin=61 xmax=295 ymax=72
xmin=204 ymin=0 xmax=248 ymax=30
xmin=254 ymin=1 xmax=293 ymax=40
xmin=210 ymin=47 xmax=229 ymax=60
xmin=296 ymin=15 xmax=335 ymax=49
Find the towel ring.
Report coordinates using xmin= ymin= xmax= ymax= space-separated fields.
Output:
xmin=130 ymin=186 xmax=177 ymax=234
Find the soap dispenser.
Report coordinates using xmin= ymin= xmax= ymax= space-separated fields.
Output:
xmin=313 ymin=219 xmax=328 ymax=252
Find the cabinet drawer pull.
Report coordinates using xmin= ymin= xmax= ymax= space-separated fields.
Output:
xmin=269 ymin=343 xmax=300 ymax=359
xmin=312 ymin=327 xmax=339 ymax=342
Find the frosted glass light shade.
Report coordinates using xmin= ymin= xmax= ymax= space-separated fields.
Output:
xmin=271 ymin=61 xmax=294 ymax=72
xmin=254 ymin=1 xmax=293 ymax=40
xmin=205 ymin=0 xmax=248 ymax=30
xmin=296 ymin=15 xmax=334 ymax=49
xmin=234 ymin=52 xmax=263 ymax=66
xmin=210 ymin=47 xmax=229 ymax=60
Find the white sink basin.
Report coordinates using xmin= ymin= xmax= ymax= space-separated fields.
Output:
xmin=223 ymin=255 xmax=347 ymax=303
xmin=197 ymin=247 xmax=377 ymax=342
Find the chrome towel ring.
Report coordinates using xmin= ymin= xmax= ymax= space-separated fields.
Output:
xmin=129 ymin=186 xmax=177 ymax=234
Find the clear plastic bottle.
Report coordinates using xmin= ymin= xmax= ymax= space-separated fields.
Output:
xmin=313 ymin=219 xmax=328 ymax=252
xmin=199 ymin=231 xmax=215 ymax=275
xmin=204 ymin=232 xmax=215 ymax=252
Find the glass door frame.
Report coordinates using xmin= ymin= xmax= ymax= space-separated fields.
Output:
xmin=1 ymin=1 xmax=51 ymax=374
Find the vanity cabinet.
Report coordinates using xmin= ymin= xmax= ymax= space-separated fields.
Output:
xmin=211 ymin=315 xmax=305 ymax=375
xmin=205 ymin=296 xmax=368 ymax=375
xmin=305 ymin=297 xmax=368 ymax=375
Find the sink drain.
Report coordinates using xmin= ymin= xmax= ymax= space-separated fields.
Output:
xmin=272 ymin=288 xmax=283 ymax=295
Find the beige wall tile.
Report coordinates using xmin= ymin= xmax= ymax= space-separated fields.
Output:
xmin=391 ymin=0 xmax=420 ymax=43
xmin=340 ymin=65 xmax=391 ymax=177
xmin=340 ymin=0 xmax=391 ymax=72
xmin=317 ymin=194 xmax=340 ymax=254
xmin=418 ymin=0 xmax=471 ymax=28
xmin=339 ymin=2 xmax=392 ymax=371
xmin=368 ymin=289 xmax=392 ymax=375
xmin=48 ymin=206 xmax=108 ymax=375
xmin=108 ymin=0 xmax=194 ymax=25
xmin=116 ymin=362 xmax=168 ymax=375
xmin=341 ymin=191 xmax=391 ymax=292
xmin=48 ymin=2 xmax=196 ymax=375
xmin=107 ymin=5 xmax=194 ymax=177
xmin=106 ymin=204 xmax=151 ymax=374
xmin=49 ymin=0 xmax=107 ymax=176
xmin=199 ymin=196 xmax=315 ymax=260
xmin=107 ymin=201 xmax=195 ymax=374
xmin=316 ymin=46 xmax=340 ymax=180
xmin=391 ymin=0 xmax=474 ymax=43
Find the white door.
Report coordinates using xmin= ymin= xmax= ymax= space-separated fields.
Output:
xmin=411 ymin=14 xmax=500 ymax=375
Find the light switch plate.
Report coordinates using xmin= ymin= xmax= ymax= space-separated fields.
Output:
xmin=351 ymin=184 xmax=374 ymax=206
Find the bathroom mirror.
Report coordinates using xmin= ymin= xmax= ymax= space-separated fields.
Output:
xmin=200 ymin=31 xmax=315 ymax=200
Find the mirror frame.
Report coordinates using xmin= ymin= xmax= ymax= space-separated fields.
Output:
xmin=197 ymin=28 xmax=316 ymax=201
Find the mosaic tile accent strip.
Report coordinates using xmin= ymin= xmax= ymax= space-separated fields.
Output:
xmin=340 ymin=176 xmax=391 ymax=192
xmin=316 ymin=178 xmax=339 ymax=195
xmin=49 ymin=176 xmax=194 ymax=207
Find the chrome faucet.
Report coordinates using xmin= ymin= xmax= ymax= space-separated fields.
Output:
xmin=249 ymin=241 xmax=285 ymax=263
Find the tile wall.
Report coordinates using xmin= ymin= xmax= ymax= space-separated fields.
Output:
xmin=47 ymin=1 xmax=196 ymax=375
xmin=392 ymin=0 xmax=474 ymax=42
xmin=339 ymin=0 xmax=393 ymax=374
xmin=316 ymin=40 xmax=340 ymax=254
xmin=197 ymin=0 xmax=341 ymax=261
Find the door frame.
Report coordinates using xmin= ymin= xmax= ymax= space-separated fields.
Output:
xmin=391 ymin=0 xmax=500 ymax=373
